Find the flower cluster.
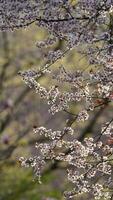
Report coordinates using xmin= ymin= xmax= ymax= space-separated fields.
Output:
xmin=19 ymin=156 xmax=45 ymax=183
xmin=20 ymin=128 xmax=113 ymax=199
xmin=77 ymin=110 xmax=89 ymax=122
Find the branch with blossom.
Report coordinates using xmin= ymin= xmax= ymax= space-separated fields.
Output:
xmin=1 ymin=0 xmax=113 ymax=199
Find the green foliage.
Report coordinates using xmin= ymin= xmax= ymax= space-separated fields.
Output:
xmin=0 ymin=164 xmax=63 ymax=200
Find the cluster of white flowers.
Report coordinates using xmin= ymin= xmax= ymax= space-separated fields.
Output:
xmin=77 ymin=110 xmax=89 ymax=122
xmin=101 ymin=121 xmax=113 ymax=135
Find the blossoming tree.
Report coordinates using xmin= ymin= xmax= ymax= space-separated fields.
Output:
xmin=1 ymin=0 xmax=113 ymax=199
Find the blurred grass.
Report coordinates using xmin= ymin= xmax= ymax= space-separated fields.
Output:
xmin=0 ymin=164 xmax=64 ymax=200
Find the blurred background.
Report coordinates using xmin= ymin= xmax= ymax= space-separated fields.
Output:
xmin=0 ymin=22 xmax=112 ymax=200
xmin=0 ymin=24 xmax=69 ymax=200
